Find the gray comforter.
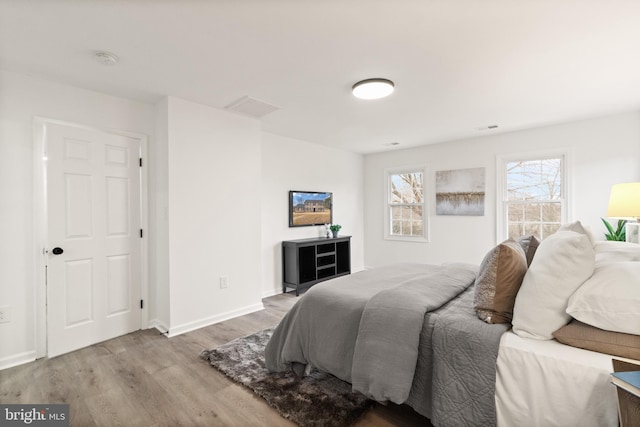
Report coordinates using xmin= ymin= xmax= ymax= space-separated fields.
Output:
xmin=265 ymin=262 xmax=508 ymax=427
xmin=425 ymin=287 xmax=509 ymax=426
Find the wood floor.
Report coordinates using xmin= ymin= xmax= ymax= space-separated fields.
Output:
xmin=0 ymin=293 xmax=431 ymax=426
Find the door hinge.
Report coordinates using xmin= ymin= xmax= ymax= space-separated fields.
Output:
xmin=140 ymin=299 xmax=144 ymax=309
xmin=139 ymin=158 xmax=143 ymax=167
xmin=140 ymin=229 xmax=143 ymax=238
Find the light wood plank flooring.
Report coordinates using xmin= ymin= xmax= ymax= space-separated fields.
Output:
xmin=0 ymin=293 xmax=431 ymax=426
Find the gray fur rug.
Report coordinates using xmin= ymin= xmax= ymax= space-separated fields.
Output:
xmin=200 ymin=328 xmax=373 ymax=427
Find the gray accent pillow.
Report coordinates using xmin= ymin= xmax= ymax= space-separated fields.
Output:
xmin=516 ymin=234 xmax=540 ymax=267
xmin=474 ymin=239 xmax=528 ymax=324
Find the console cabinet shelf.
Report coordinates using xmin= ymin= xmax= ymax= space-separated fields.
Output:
xmin=282 ymin=236 xmax=351 ymax=295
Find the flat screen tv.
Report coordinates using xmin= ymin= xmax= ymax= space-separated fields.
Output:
xmin=289 ymin=191 xmax=332 ymax=227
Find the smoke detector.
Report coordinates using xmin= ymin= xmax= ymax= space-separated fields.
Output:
xmin=94 ymin=51 xmax=119 ymax=66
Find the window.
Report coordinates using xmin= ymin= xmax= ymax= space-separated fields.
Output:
xmin=385 ymin=167 xmax=428 ymax=241
xmin=498 ymin=152 xmax=568 ymax=241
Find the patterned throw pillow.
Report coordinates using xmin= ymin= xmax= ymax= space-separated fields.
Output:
xmin=474 ymin=239 xmax=528 ymax=324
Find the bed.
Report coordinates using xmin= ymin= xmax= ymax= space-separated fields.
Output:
xmin=265 ymin=223 xmax=640 ymax=427
xmin=496 ymin=331 xmax=619 ymax=427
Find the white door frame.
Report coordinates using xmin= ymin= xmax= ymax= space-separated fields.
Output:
xmin=33 ymin=117 xmax=149 ymax=358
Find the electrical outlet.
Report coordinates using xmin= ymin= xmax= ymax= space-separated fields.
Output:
xmin=219 ymin=276 xmax=229 ymax=289
xmin=0 ymin=306 xmax=11 ymax=324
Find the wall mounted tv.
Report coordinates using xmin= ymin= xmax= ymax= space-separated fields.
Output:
xmin=289 ymin=191 xmax=332 ymax=227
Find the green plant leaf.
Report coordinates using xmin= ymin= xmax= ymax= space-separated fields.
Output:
xmin=616 ymin=219 xmax=627 ymax=241
xmin=601 ymin=218 xmax=627 ymax=241
xmin=601 ymin=217 xmax=615 ymax=240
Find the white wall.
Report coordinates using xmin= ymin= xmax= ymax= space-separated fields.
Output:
xmin=261 ymin=132 xmax=365 ymax=297
xmin=149 ymin=97 xmax=170 ymax=331
xmin=164 ymin=97 xmax=264 ymax=335
xmin=0 ymin=70 xmax=155 ymax=368
xmin=363 ymin=112 xmax=640 ymax=268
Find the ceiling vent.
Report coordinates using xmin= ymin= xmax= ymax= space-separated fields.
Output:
xmin=476 ymin=124 xmax=499 ymax=131
xmin=225 ymin=96 xmax=281 ymax=118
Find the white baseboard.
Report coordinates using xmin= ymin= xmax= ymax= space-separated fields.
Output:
xmin=147 ymin=319 xmax=170 ymax=335
xmin=0 ymin=350 xmax=36 ymax=371
xmin=262 ymin=288 xmax=282 ymax=299
xmin=167 ymin=303 xmax=265 ymax=338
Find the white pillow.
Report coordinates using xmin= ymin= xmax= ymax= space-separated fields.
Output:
xmin=559 ymin=220 xmax=595 ymax=246
xmin=566 ymin=261 xmax=640 ymax=335
xmin=512 ymin=230 xmax=595 ymax=340
xmin=594 ymin=241 xmax=640 ymax=264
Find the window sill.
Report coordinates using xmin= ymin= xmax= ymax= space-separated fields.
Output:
xmin=384 ymin=235 xmax=430 ymax=243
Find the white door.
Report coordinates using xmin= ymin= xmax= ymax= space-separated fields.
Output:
xmin=45 ymin=122 xmax=142 ymax=357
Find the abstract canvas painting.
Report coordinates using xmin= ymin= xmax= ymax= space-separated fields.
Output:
xmin=436 ymin=167 xmax=485 ymax=216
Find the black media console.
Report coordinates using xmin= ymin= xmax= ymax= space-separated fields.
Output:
xmin=282 ymin=236 xmax=351 ymax=295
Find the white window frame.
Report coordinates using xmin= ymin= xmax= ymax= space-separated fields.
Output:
xmin=384 ymin=165 xmax=429 ymax=242
xmin=496 ymin=149 xmax=571 ymax=243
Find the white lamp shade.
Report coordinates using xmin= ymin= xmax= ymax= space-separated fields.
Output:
xmin=607 ymin=182 xmax=640 ymax=218
xmin=352 ymin=78 xmax=394 ymax=100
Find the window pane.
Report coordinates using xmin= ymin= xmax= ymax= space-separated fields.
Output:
xmin=507 ymin=158 xmax=562 ymax=201
xmin=411 ymin=205 xmax=423 ymax=220
xmin=542 ymin=158 xmax=562 ymax=199
xmin=542 ymin=223 xmax=561 ymax=238
xmin=412 ymin=221 xmax=423 ymax=236
xmin=508 ymin=203 xmax=524 ymax=222
xmin=508 ymin=223 xmax=523 ymax=240
xmin=401 ymin=220 xmax=412 ymax=235
xmin=390 ymin=173 xmax=423 ymax=203
xmin=525 ymin=203 xmax=541 ymax=222
xmin=390 ymin=204 xmax=425 ymax=236
xmin=541 ymin=202 xmax=561 ymax=223
xmin=391 ymin=205 xmax=402 ymax=220
xmin=506 ymin=162 xmax=528 ymax=200
xmin=401 ymin=205 xmax=413 ymax=220
xmin=524 ymin=223 xmax=541 ymax=237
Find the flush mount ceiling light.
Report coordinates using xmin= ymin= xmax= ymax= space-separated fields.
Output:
xmin=352 ymin=78 xmax=394 ymax=100
xmin=94 ymin=51 xmax=119 ymax=66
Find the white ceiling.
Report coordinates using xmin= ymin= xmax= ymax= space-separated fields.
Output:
xmin=2 ymin=1 xmax=640 ymax=154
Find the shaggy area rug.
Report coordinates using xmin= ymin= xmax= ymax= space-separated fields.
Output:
xmin=200 ymin=328 xmax=373 ymax=427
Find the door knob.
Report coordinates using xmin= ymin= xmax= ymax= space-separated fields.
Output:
xmin=52 ymin=247 xmax=64 ymax=255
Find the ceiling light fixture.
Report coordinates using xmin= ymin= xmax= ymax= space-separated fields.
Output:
xmin=352 ymin=78 xmax=395 ymax=100
xmin=94 ymin=51 xmax=119 ymax=66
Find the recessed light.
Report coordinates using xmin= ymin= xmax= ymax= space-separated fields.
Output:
xmin=352 ymin=78 xmax=395 ymax=100
xmin=94 ymin=51 xmax=119 ymax=66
